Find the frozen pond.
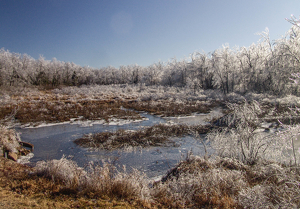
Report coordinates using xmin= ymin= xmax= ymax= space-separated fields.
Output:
xmin=16 ymin=110 xmax=218 ymax=179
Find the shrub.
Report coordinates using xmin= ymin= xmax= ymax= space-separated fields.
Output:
xmin=238 ymin=163 xmax=300 ymax=208
xmin=207 ymin=101 xmax=293 ymax=165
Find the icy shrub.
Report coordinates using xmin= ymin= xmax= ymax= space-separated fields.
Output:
xmin=207 ymin=101 xmax=293 ymax=164
xmin=154 ymin=154 xmax=300 ymax=208
xmin=34 ymin=157 xmax=151 ymax=202
xmin=35 ymin=156 xmax=86 ymax=187
xmin=238 ymin=163 xmax=300 ymax=208
xmin=276 ymin=122 xmax=300 ymax=165
xmin=154 ymin=155 xmax=248 ymax=208
xmin=84 ymin=162 xmax=151 ymax=201
xmin=238 ymin=185 xmax=275 ymax=208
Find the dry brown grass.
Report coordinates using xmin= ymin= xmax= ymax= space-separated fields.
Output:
xmin=0 ymin=89 xmax=222 ymax=126
xmin=153 ymin=156 xmax=246 ymax=208
xmin=154 ymin=155 xmax=300 ymax=208
xmin=0 ymin=98 xmax=142 ymax=125
xmin=74 ymin=123 xmax=213 ymax=150
xmin=2 ymin=149 xmax=300 ymax=208
xmin=122 ymin=100 xmax=219 ymax=117
xmin=0 ymin=156 xmax=150 ymax=209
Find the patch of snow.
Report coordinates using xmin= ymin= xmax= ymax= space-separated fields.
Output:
xmin=20 ymin=117 xmax=148 ymax=128
xmin=21 ymin=121 xmax=71 ymax=128
xmin=106 ymin=118 xmax=147 ymax=126
xmin=17 ymin=153 xmax=34 ymax=164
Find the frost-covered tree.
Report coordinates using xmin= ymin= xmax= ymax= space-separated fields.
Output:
xmin=274 ymin=16 xmax=300 ymax=95
xmin=143 ymin=62 xmax=163 ymax=85
xmin=0 ymin=15 xmax=299 ymax=93
xmin=237 ymin=41 xmax=271 ymax=93
xmin=211 ymin=45 xmax=238 ymax=94
xmin=189 ymin=51 xmax=214 ymax=90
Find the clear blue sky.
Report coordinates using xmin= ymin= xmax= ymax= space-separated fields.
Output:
xmin=1 ymin=0 xmax=299 ymax=68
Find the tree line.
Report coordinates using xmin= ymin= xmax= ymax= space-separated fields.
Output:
xmin=1 ymin=17 xmax=300 ymax=96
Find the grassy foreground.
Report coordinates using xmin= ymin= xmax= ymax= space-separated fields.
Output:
xmin=2 ymin=153 xmax=300 ymax=208
xmin=0 ymin=156 xmax=146 ymax=209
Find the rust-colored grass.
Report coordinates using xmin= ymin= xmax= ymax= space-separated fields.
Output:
xmin=0 ymin=99 xmax=142 ymax=125
xmin=122 ymin=100 xmax=218 ymax=117
xmin=74 ymin=123 xmax=213 ymax=150
xmin=0 ymin=156 xmax=149 ymax=209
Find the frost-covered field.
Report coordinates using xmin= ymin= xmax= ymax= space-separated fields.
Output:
xmin=1 ymin=14 xmax=300 ymax=209
xmin=2 ymin=85 xmax=300 ymax=208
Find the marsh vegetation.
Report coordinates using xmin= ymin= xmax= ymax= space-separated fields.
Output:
xmin=74 ymin=123 xmax=212 ymax=150
xmin=1 ymin=15 xmax=300 ymax=208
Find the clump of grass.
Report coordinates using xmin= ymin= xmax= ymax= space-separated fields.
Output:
xmin=238 ymin=162 xmax=300 ymax=208
xmin=35 ymin=156 xmax=86 ymax=189
xmin=82 ymin=161 xmax=151 ymax=202
xmin=34 ymin=156 xmax=151 ymax=205
xmin=153 ymin=155 xmax=248 ymax=208
xmin=154 ymin=154 xmax=300 ymax=208
xmin=74 ymin=123 xmax=213 ymax=150
xmin=0 ymin=156 xmax=144 ymax=208
xmin=122 ymin=100 xmax=216 ymax=117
